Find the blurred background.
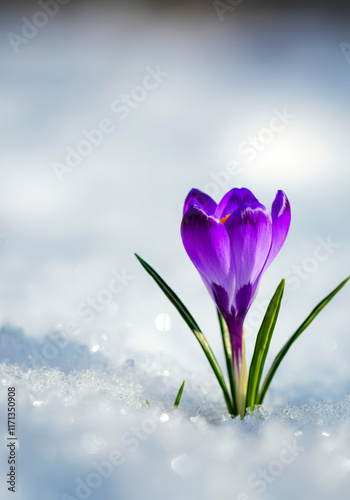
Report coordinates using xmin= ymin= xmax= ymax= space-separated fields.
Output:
xmin=0 ymin=0 xmax=350 ymax=405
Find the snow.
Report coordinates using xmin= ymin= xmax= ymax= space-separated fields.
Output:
xmin=1 ymin=326 xmax=350 ymax=500
xmin=1 ymin=4 xmax=350 ymax=499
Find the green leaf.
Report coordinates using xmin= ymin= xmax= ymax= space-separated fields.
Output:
xmin=135 ymin=253 xmax=235 ymax=415
xmin=246 ymin=279 xmax=285 ymax=410
xmin=217 ymin=310 xmax=236 ymax=415
xmin=135 ymin=254 xmax=201 ymax=331
xmin=258 ymin=275 xmax=350 ymax=405
xmin=173 ymin=380 xmax=185 ymax=408
xmin=145 ymin=398 xmax=150 ymax=407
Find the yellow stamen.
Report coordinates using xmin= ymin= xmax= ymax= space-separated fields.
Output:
xmin=220 ymin=214 xmax=231 ymax=224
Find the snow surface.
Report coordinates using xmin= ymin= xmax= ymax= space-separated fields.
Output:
xmin=1 ymin=4 xmax=350 ymax=500
xmin=1 ymin=326 xmax=350 ymax=500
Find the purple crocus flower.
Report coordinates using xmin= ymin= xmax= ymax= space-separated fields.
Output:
xmin=181 ymin=187 xmax=291 ymax=412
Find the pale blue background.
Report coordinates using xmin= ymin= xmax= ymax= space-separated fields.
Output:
xmin=0 ymin=4 xmax=350 ymax=499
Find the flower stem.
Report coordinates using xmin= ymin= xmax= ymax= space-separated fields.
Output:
xmin=233 ymin=337 xmax=248 ymax=418
xmin=217 ymin=309 xmax=237 ymax=416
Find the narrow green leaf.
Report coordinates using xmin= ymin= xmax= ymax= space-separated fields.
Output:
xmin=217 ymin=310 xmax=237 ymax=415
xmin=145 ymin=398 xmax=150 ymax=407
xmin=246 ymin=279 xmax=285 ymax=409
xmin=135 ymin=253 xmax=201 ymax=332
xmin=173 ymin=380 xmax=185 ymax=408
xmin=135 ymin=253 xmax=235 ymax=415
xmin=258 ymin=275 xmax=350 ymax=405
